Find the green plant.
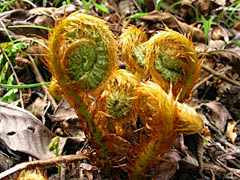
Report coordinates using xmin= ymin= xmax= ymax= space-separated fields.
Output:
xmin=120 ymin=26 xmax=202 ymax=102
xmin=156 ymin=0 xmax=163 ymax=10
xmin=0 ymin=42 xmax=29 ymax=105
xmin=216 ymin=0 xmax=240 ymax=23
xmin=48 ymin=136 xmax=61 ymax=173
xmin=201 ymin=15 xmax=214 ymax=44
xmin=0 ymin=0 xmax=36 ymax=13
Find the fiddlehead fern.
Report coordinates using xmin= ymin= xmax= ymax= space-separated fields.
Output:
xmin=131 ymin=81 xmax=203 ymax=179
xmin=120 ymin=26 xmax=202 ymax=102
xmin=47 ymin=12 xmax=118 ymax=161
xmin=132 ymin=81 xmax=178 ymax=179
xmin=146 ymin=29 xmax=202 ymax=101
xmin=119 ymin=25 xmax=148 ymax=77
xmin=48 ymin=12 xmax=118 ymax=96
xmin=96 ymin=69 xmax=140 ymax=136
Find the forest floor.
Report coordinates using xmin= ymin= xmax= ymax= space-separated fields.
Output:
xmin=0 ymin=0 xmax=239 ymax=180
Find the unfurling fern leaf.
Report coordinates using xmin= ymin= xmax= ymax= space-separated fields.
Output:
xmin=120 ymin=25 xmax=202 ymax=102
xmin=95 ymin=69 xmax=140 ymax=136
xmin=119 ymin=25 xmax=148 ymax=77
xmin=146 ymin=29 xmax=202 ymax=102
xmin=46 ymin=12 xmax=118 ymax=161
xmin=131 ymin=81 xmax=203 ymax=179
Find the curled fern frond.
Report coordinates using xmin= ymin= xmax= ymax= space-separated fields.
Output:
xmin=119 ymin=25 xmax=148 ymax=77
xmin=146 ymin=29 xmax=202 ymax=101
xmin=131 ymin=81 xmax=203 ymax=178
xmin=132 ymin=81 xmax=178 ymax=178
xmin=176 ymin=102 xmax=204 ymax=135
xmin=48 ymin=12 xmax=118 ymax=97
xmin=47 ymin=12 xmax=119 ymax=162
xmin=96 ymin=69 xmax=140 ymax=136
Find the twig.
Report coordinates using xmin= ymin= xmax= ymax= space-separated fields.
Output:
xmin=132 ymin=0 xmax=143 ymax=13
xmin=0 ymin=47 xmax=24 ymax=108
xmin=0 ymin=154 xmax=89 ymax=179
xmin=28 ymin=55 xmax=58 ymax=111
xmin=202 ymin=64 xmax=240 ymax=86
xmin=193 ymin=66 xmax=232 ymax=91
xmin=216 ymin=159 xmax=240 ymax=178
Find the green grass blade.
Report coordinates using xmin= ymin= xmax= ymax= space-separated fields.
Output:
xmin=0 ymin=0 xmax=36 ymax=13
xmin=8 ymin=25 xmax=52 ymax=31
xmin=216 ymin=0 xmax=240 ymax=22
xmin=131 ymin=13 xmax=148 ymax=19
xmin=12 ymin=38 xmax=49 ymax=50
xmin=0 ymin=19 xmax=13 ymax=42
xmin=164 ymin=1 xmax=199 ymax=22
xmin=94 ymin=3 xmax=110 ymax=14
xmin=157 ymin=0 xmax=163 ymax=10
xmin=0 ymin=82 xmax=50 ymax=88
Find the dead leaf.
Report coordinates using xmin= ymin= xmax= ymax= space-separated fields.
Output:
xmin=26 ymin=97 xmax=47 ymax=118
xmin=51 ymin=99 xmax=78 ymax=122
xmin=207 ymin=50 xmax=240 ymax=74
xmin=226 ymin=121 xmax=237 ymax=144
xmin=140 ymin=10 xmax=205 ymax=42
xmin=0 ymin=102 xmax=55 ymax=159
xmin=200 ymin=101 xmax=232 ymax=133
xmin=153 ymin=152 xmax=180 ymax=180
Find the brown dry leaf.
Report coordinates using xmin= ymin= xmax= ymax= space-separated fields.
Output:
xmin=140 ymin=10 xmax=205 ymax=42
xmin=175 ymin=134 xmax=188 ymax=153
xmin=200 ymin=101 xmax=232 ymax=133
xmin=118 ymin=0 xmax=132 ymax=18
xmin=51 ymin=99 xmax=78 ymax=122
xmin=26 ymin=97 xmax=47 ymax=118
xmin=211 ymin=24 xmax=229 ymax=41
xmin=226 ymin=121 xmax=237 ymax=144
xmin=0 ymin=102 xmax=55 ymax=159
xmin=153 ymin=152 xmax=181 ymax=180
xmin=207 ymin=49 xmax=240 ymax=74
xmin=0 ymin=5 xmax=79 ymax=42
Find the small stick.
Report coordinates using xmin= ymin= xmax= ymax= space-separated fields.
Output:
xmin=28 ymin=55 xmax=58 ymax=111
xmin=202 ymin=64 xmax=240 ymax=86
xmin=0 ymin=154 xmax=89 ymax=179
xmin=193 ymin=66 xmax=232 ymax=91
xmin=216 ymin=159 xmax=240 ymax=178
xmin=0 ymin=47 xmax=24 ymax=108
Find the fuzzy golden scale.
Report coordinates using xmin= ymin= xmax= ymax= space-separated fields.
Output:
xmin=15 ymin=169 xmax=47 ymax=180
xmin=176 ymin=102 xmax=204 ymax=134
xmin=95 ymin=69 xmax=140 ymax=136
xmin=146 ymin=28 xmax=202 ymax=102
xmin=119 ymin=25 xmax=148 ymax=77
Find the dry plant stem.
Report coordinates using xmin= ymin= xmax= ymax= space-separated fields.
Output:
xmin=0 ymin=47 xmax=24 ymax=108
xmin=193 ymin=66 xmax=232 ymax=91
xmin=202 ymin=64 xmax=240 ymax=86
xmin=28 ymin=55 xmax=58 ymax=111
xmin=0 ymin=154 xmax=88 ymax=179
xmin=216 ymin=159 xmax=240 ymax=178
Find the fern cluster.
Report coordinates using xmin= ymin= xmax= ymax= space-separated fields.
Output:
xmin=46 ymin=12 xmax=204 ymax=179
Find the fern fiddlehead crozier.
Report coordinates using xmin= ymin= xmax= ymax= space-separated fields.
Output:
xmin=146 ymin=28 xmax=202 ymax=101
xmin=47 ymin=12 xmax=118 ymax=161
xmin=120 ymin=26 xmax=202 ymax=102
xmin=131 ymin=81 xmax=204 ymax=179
xmin=96 ymin=69 xmax=140 ymax=137
xmin=119 ymin=25 xmax=148 ymax=77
